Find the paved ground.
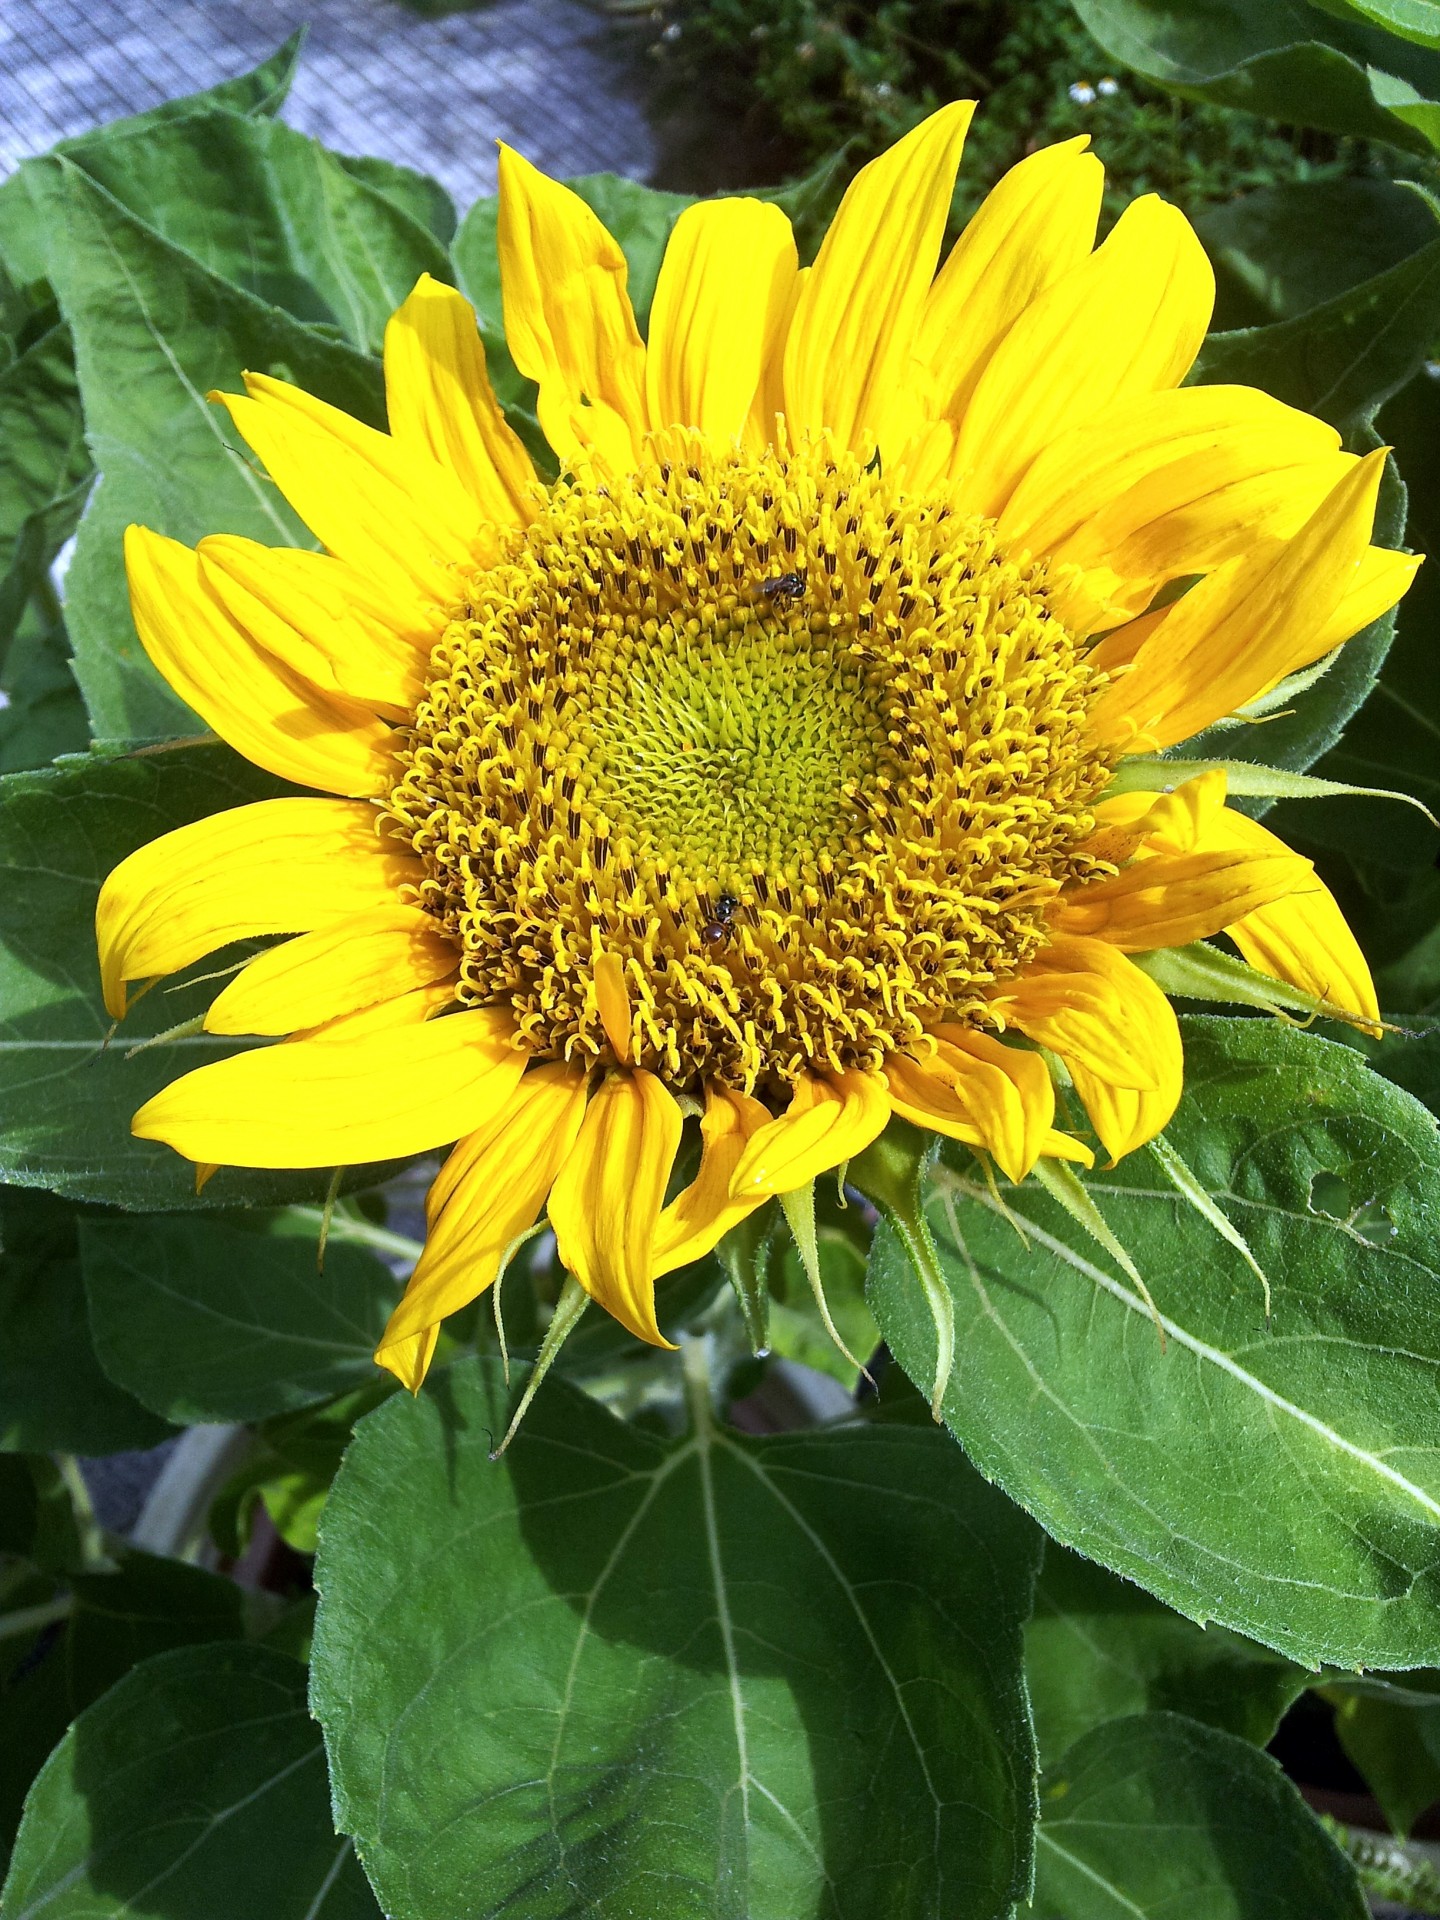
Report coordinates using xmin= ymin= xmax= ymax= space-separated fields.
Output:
xmin=0 ymin=0 xmax=657 ymax=213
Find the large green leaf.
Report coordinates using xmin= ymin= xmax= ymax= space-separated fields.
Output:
xmin=1072 ymin=0 xmax=1440 ymax=152
xmin=0 ymin=36 xmax=302 ymax=286
xmin=29 ymin=159 xmax=383 ymax=742
xmin=312 ymin=1354 xmax=1039 ymax=1920
xmin=0 ymin=1547 xmax=244 ymax=1850
xmin=1314 ymin=0 xmax=1440 ymax=48
xmin=5 ymin=111 xmax=449 ymax=356
xmin=1025 ymin=1543 xmax=1305 ymax=1769
xmin=867 ymin=1016 xmax=1440 ymax=1668
xmin=0 ymin=743 xmax=386 ymax=1210
xmin=0 ymin=1189 xmax=173 ymax=1454
xmin=81 ymin=1213 xmax=400 ymax=1423
xmin=1031 ymin=1712 xmax=1367 ymax=1917
xmin=0 ymin=1642 xmax=378 ymax=1919
xmin=1196 ymin=177 xmax=1440 ymax=328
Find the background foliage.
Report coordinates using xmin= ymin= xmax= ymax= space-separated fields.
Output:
xmin=4 ymin=5 xmax=1440 ymax=1916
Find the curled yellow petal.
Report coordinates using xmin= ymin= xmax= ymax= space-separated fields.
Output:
xmin=497 ymin=146 xmax=647 ymax=474
xmin=96 ymin=798 xmax=416 ymax=1020
xmin=1049 ymin=847 xmax=1307 ymax=952
xmin=375 ymin=1061 xmax=588 ymax=1382
xmin=652 ymin=1081 xmax=773 ymax=1279
xmin=383 ymin=272 xmax=537 ymax=525
xmin=1194 ymin=806 xmax=1380 ymax=1031
xmin=126 ymin=527 xmax=394 ymax=798
xmin=133 ymin=1005 xmax=524 ymax=1168
xmin=729 ymin=1068 xmax=890 ymax=1200
xmin=204 ymin=907 xmax=457 ymax=1036
xmin=647 ymin=198 xmax=798 ymax=447
xmin=1090 ymin=449 xmax=1392 ymax=752
xmin=547 ymin=1068 xmax=683 ymax=1347
xmin=592 ymin=948 xmax=633 ymax=1064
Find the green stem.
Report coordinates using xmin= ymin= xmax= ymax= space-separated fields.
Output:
xmin=0 ymin=1594 xmax=74 ymax=1645
xmin=288 ymin=1207 xmax=425 ymax=1265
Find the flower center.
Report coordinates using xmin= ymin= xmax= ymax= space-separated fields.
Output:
xmin=384 ymin=438 xmax=1115 ymax=1090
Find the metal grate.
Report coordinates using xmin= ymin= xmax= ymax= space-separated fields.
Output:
xmin=0 ymin=0 xmax=658 ymax=212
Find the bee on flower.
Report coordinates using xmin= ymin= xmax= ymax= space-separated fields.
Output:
xmin=96 ymin=105 xmax=1418 ymax=1396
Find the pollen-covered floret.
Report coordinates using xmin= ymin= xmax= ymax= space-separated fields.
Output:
xmin=385 ymin=436 xmax=1117 ymax=1091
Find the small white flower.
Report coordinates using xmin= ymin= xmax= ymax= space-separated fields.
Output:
xmin=1425 ymin=359 xmax=1440 ymax=380
xmin=1068 ymin=81 xmax=1097 ymax=105
xmin=662 ymin=20 xmax=682 ymax=41
xmin=1097 ymin=75 xmax=1120 ymax=97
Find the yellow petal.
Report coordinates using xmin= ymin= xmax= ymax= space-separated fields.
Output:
xmin=1003 ymin=386 xmax=1348 ymax=623
xmin=496 ymin=146 xmax=647 ymax=475
xmin=548 ymin=1068 xmax=683 ymax=1347
xmin=375 ymin=1061 xmax=588 ymax=1375
xmin=1049 ymin=847 xmax=1307 ymax=951
xmin=376 ymin=1324 xmax=440 ymax=1395
xmin=729 ymin=1068 xmax=890 ymax=1200
xmin=646 ymin=197 xmax=799 ymax=447
xmin=1196 ymin=806 xmax=1380 ymax=1030
xmin=204 ymin=907 xmax=457 ymax=1035
xmin=953 ymin=195 xmax=1214 ymax=518
xmin=1310 ymin=541 xmax=1423 ymax=654
xmin=916 ymin=136 xmax=1103 ymax=425
xmin=652 ymin=1081 xmax=773 ymax=1279
xmin=883 ymin=1049 xmax=1092 ymax=1175
xmin=96 ymin=798 xmax=416 ymax=1020
xmin=592 ymin=947 xmax=633 ymax=1064
xmin=995 ymin=936 xmax=1173 ymax=1093
xmin=198 ymin=536 xmax=428 ymax=720
xmin=1066 ymin=1056 xmax=1182 ymax=1165
xmin=930 ymin=1028 xmax=1065 ymax=1182
xmin=126 ymin=527 xmax=394 ymax=797
xmin=1090 ymin=449 xmax=1391 ymax=752
xmin=132 ymin=1005 xmax=524 ymax=1167
xmin=782 ymin=102 xmax=975 ymax=455
xmin=216 ymin=375 xmax=482 ymax=609
xmin=383 ymin=273 xmax=538 ymax=525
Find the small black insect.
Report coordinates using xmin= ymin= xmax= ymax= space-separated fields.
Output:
xmin=702 ymin=892 xmax=739 ymax=944
xmin=754 ymin=570 xmax=806 ymax=611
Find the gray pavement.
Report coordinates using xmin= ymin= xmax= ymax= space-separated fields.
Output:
xmin=1 ymin=0 xmax=657 ymax=212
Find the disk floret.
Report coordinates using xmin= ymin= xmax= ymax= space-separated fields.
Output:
xmin=384 ymin=438 xmax=1115 ymax=1089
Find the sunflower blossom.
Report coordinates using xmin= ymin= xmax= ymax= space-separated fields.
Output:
xmin=96 ymin=106 xmax=1419 ymax=1386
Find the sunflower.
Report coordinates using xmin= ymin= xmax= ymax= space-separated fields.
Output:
xmin=96 ymin=104 xmax=1418 ymax=1391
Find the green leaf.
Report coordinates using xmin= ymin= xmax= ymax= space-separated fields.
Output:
xmin=0 ymin=321 xmax=89 ymax=666
xmin=211 ymin=1384 xmax=395 ymax=1557
xmin=30 ymin=158 xmax=383 ymax=742
xmin=0 ymin=35 xmax=303 ymax=286
xmin=1072 ymin=0 xmax=1440 ymax=153
xmin=1196 ymin=177 xmax=1440 ymax=328
xmin=0 ymin=1190 xmax=173 ymax=1454
xmin=1327 ymin=1672 xmax=1440 ymax=1834
xmin=868 ymin=1015 xmax=1440 ymax=1668
xmin=19 ymin=111 xmax=450 ymax=355
xmin=1194 ymin=232 xmax=1440 ymax=433
xmin=335 ymin=151 xmax=457 ymax=247
xmin=80 ymin=1213 xmax=401 ymax=1423
xmin=0 ymin=742 xmax=390 ymax=1210
xmin=1031 ymin=1712 xmax=1367 ymax=1918
xmin=1026 ymin=1543 xmax=1306 ymax=1770
xmin=1314 ymin=0 xmax=1440 ymax=49
xmin=0 ymin=604 xmax=89 ymax=778
xmin=312 ymin=1354 xmax=1040 ymax=1920
xmin=0 ymin=1546 xmax=247 ymax=1849
xmin=0 ymin=1642 xmax=379 ymax=1919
